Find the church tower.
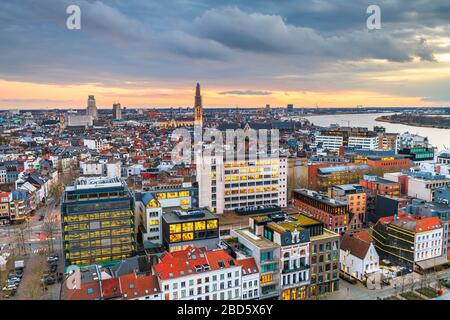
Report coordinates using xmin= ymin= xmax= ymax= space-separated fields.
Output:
xmin=194 ymin=83 xmax=203 ymax=128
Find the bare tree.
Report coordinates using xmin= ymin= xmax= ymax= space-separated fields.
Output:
xmin=13 ymin=223 xmax=30 ymax=256
xmin=22 ymin=252 xmax=47 ymax=300
xmin=42 ymin=220 xmax=59 ymax=254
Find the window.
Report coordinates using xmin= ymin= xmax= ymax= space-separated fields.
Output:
xmin=169 ymin=224 xmax=181 ymax=234
xmin=182 ymin=222 xmax=194 ymax=232
xmin=195 ymin=221 xmax=206 ymax=231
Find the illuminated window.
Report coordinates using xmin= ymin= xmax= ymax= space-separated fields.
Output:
xmin=182 ymin=222 xmax=194 ymax=232
xmin=207 ymin=220 xmax=218 ymax=229
xmin=170 ymin=234 xmax=182 ymax=243
xmin=180 ymin=199 xmax=190 ymax=206
xmin=179 ymin=191 xmax=190 ymax=197
xmin=261 ymin=274 xmax=273 ymax=283
xmin=195 ymin=221 xmax=206 ymax=231
xmin=182 ymin=233 xmax=194 ymax=241
xmin=167 ymin=192 xmax=179 ymax=199
xmin=149 ymin=219 xmax=159 ymax=226
xmin=170 ymin=224 xmax=181 ymax=234
xmin=155 ymin=193 xmax=166 ymax=200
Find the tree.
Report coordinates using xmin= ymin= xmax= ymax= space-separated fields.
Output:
xmin=14 ymin=223 xmax=30 ymax=256
xmin=42 ymin=220 xmax=59 ymax=254
xmin=22 ymin=252 xmax=47 ymax=300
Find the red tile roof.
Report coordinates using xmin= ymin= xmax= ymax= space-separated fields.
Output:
xmin=341 ymin=234 xmax=372 ymax=260
xmin=101 ymin=278 xmax=122 ymax=299
xmin=415 ymin=217 xmax=442 ymax=232
xmin=378 ymin=212 xmax=410 ymax=224
xmin=119 ymin=273 xmax=160 ymax=300
xmin=153 ymin=246 xmax=238 ymax=280
xmin=236 ymin=258 xmax=259 ymax=276
xmin=65 ymin=281 xmax=101 ymax=300
xmin=352 ymin=230 xmax=372 ymax=244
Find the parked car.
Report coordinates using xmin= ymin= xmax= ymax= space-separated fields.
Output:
xmin=47 ymin=255 xmax=59 ymax=263
xmin=8 ymin=277 xmax=21 ymax=284
xmin=39 ymin=215 xmax=44 ymax=221
xmin=3 ymin=284 xmax=17 ymax=291
xmin=41 ymin=275 xmax=56 ymax=286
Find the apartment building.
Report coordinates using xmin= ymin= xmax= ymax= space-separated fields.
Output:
xmin=229 ymin=228 xmax=281 ymax=300
xmin=162 ymin=208 xmax=219 ymax=252
xmin=406 ymin=172 xmax=450 ymax=202
xmin=372 ymin=213 xmax=446 ymax=271
xmin=153 ymin=246 xmax=243 ymax=300
xmin=293 ymin=189 xmax=349 ymax=234
xmin=0 ymin=192 xmax=9 ymax=225
xmin=61 ymin=177 xmax=136 ymax=266
xmin=314 ymin=135 xmax=344 ymax=151
xmin=196 ymin=155 xmax=287 ymax=214
xmin=236 ymin=258 xmax=260 ymax=300
xmin=329 ymin=184 xmax=366 ymax=232
xmin=135 ymin=183 xmax=197 ymax=247
xmin=249 ymin=213 xmax=310 ymax=300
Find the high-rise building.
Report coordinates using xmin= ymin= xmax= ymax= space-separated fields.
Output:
xmin=196 ymin=155 xmax=288 ymax=214
xmin=112 ymin=102 xmax=122 ymax=120
xmin=287 ymin=104 xmax=294 ymax=114
xmin=61 ymin=177 xmax=136 ymax=266
xmin=86 ymin=95 xmax=98 ymax=120
xmin=194 ymin=83 xmax=203 ymax=128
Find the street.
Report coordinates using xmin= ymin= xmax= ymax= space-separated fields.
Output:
xmin=322 ymin=268 xmax=450 ymax=300
xmin=0 ymin=198 xmax=63 ymax=300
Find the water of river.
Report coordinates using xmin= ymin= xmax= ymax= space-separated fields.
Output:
xmin=305 ymin=113 xmax=450 ymax=151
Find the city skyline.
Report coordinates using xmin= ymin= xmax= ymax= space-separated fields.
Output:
xmin=1 ymin=0 xmax=450 ymax=109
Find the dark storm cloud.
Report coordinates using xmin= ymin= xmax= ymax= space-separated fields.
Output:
xmin=0 ymin=0 xmax=449 ymax=102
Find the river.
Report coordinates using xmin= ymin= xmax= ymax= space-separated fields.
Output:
xmin=305 ymin=113 xmax=450 ymax=151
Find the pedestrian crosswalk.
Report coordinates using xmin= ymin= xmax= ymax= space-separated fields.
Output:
xmin=32 ymin=247 xmax=48 ymax=254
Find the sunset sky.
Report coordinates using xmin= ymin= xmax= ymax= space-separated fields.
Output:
xmin=1 ymin=0 xmax=450 ymax=109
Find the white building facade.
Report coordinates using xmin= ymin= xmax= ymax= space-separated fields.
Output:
xmin=196 ymin=155 xmax=288 ymax=214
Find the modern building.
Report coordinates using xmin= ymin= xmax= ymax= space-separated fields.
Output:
xmin=0 ymin=192 xmax=9 ymax=225
xmin=61 ymin=177 xmax=136 ymax=266
xmin=229 ymin=228 xmax=281 ymax=300
xmin=287 ymin=104 xmax=294 ymax=114
xmin=293 ymin=189 xmax=349 ymax=234
xmin=285 ymin=213 xmax=340 ymax=298
xmin=398 ymin=147 xmax=435 ymax=163
xmin=315 ymin=129 xmax=379 ymax=151
xmin=372 ymin=213 xmax=445 ymax=272
xmin=406 ymin=171 xmax=450 ymax=202
xmin=249 ymin=213 xmax=310 ymax=300
xmin=196 ymin=155 xmax=287 ymax=214
xmin=112 ymin=102 xmax=122 ymax=120
xmin=401 ymin=198 xmax=450 ymax=260
xmin=153 ymin=246 xmax=242 ymax=300
xmin=66 ymin=114 xmax=93 ymax=128
xmin=397 ymin=132 xmax=430 ymax=151
xmin=8 ymin=190 xmax=28 ymax=223
xmin=135 ymin=183 xmax=198 ymax=248
xmin=313 ymin=164 xmax=372 ymax=191
xmin=161 ymin=208 xmax=219 ymax=252
xmin=86 ymin=95 xmax=98 ymax=120
xmin=329 ymin=184 xmax=366 ymax=232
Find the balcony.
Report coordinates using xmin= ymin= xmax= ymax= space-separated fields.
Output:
xmin=281 ymin=264 xmax=310 ymax=274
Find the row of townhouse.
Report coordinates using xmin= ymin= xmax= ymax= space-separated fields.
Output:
xmin=65 ymin=246 xmax=260 ymax=301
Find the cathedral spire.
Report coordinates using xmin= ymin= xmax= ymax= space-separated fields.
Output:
xmin=194 ymin=83 xmax=203 ymax=128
